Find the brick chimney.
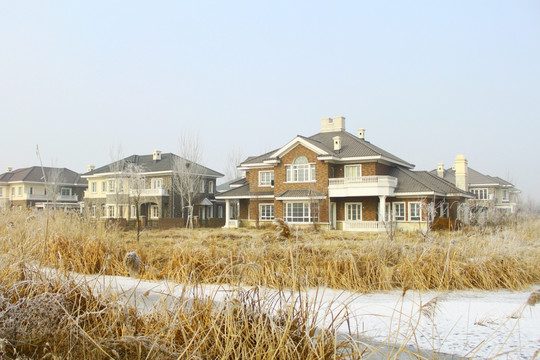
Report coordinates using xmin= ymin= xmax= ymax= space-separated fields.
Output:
xmin=437 ymin=163 xmax=444 ymax=178
xmin=454 ymin=155 xmax=468 ymax=191
xmin=321 ymin=116 xmax=346 ymax=133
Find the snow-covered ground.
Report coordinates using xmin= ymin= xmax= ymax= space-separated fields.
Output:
xmin=75 ymin=273 xmax=539 ymax=359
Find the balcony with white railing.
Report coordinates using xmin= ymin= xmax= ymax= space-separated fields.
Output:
xmin=342 ymin=221 xmax=384 ymax=232
xmin=26 ymin=194 xmax=78 ymax=202
xmin=328 ymin=176 xmax=398 ymax=197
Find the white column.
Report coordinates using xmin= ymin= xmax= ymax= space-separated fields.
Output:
xmin=224 ymin=199 xmax=231 ymax=228
xmin=379 ymin=195 xmax=387 ymax=222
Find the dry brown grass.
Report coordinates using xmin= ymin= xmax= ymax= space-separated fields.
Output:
xmin=0 ymin=253 xmax=356 ymax=359
xmin=1 ymin=209 xmax=538 ymax=358
xmin=1 ymin=209 xmax=539 ymax=293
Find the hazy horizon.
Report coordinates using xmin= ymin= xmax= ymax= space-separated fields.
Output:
xmin=1 ymin=2 xmax=538 ymax=205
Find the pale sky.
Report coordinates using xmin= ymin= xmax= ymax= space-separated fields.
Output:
xmin=1 ymin=2 xmax=539 ymax=204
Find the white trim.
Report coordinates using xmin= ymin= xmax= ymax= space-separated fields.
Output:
xmin=408 ymin=201 xmax=422 ymax=222
xmin=258 ymin=170 xmax=274 ymax=187
xmin=271 ymin=137 xmax=329 ymax=159
xmin=345 ymin=202 xmax=362 ymax=221
xmin=393 ymin=202 xmax=406 ymax=221
xmin=394 ymin=191 xmax=443 ymax=197
xmin=317 ymin=155 xmax=414 ymax=169
xmin=259 ymin=203 xmax=275 ymax=221
xmin=216 ymin=194 xmax=274 ymax=200
xmin=275 ymin=195 xmax=326 ymax=201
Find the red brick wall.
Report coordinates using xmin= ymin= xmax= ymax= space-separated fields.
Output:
xmin=334 ymin=197 xmax=379 ymax=221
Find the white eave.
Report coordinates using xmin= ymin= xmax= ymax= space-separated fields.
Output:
xmin=270 ymin=136 xmax=329 ymax=159
xmin=318 ymin=155 xmax=414 ymax=169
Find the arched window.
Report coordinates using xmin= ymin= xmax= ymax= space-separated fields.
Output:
xmin=286 ymin=156 xmax=315 ymax=182
xmin=293 ymin=156 xmax=308 ymax=165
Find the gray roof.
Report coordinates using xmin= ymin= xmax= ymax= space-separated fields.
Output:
xmin=241 ymin=130 xmax=414 ymax=168
xmin=391 ymin=167 xmax=472 ymax=197
xmin=429 ymin=167 xmax=515 ymax=188
xmin=0 ymin=167 xmax=87 ymax=186
xmin=216 ymin=177 xmax=247 ymax=192
xmin=215 ymin=184 xmax=274 ymax=199
xmin=276 ymin=189 xmax=326 ymax=199
xmin=84 ymin=153 xmax=223 ymax=178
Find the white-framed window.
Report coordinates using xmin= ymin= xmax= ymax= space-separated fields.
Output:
xmin=107 ymin=205 xmax=115 ymax=218
xmin=130 ymin=205 xmax=137 ymax=218
xmin=118 ymin=205 xmax=124 ymax=218
xmin=29 ymin=187 xmax=33 ymax=195
xmin=101 ymin=204 xmax=106 ymax=217
xmin=207 ymin=207 xmax=213 ymax=219
xmin=502 ymin=189 xmax=509 ymax=202
xmin=18 ymin=187 xmax=22 ymax=196
xmin=471 ymin=188 xmax=488 ymax=200
xmin=91 ymin=205 xmax=97 ymax=218
xmin=259 ymin=171 xmax=274 ymax=187
xmin=117 ymin=179 xmax=124 ymax=193
xmin=209 ymin=181 xmax=214 ymax=193
xmin=107 ymin=180 xmax=115 ymax=193
xmin=151 ymin=178 xmax=163 ymax=189
xmin=286 ymin=156 xmax=316 ymax=183
xmin=393 ymin=202 xmax=405 ymax=221
xmin=61 ymin=188 xmax=71 ymax=196
xmin=90 ymin=182 xmax=97 ymax=193
xmin=259 ymin=203 xmax=275 ymax=221
xmin=151 ymin=205 xmax=159 ymax=219
xmin=284 ymin=202 xmax=318 ymax=223
xmin=440 ymin=203 xmax=449 ymax=218
xmin=101 ymin=181 xmax=106 ymax=193
xmin=200 ymin=180 xmax=206 ymax=193
xmin=11 ymin=188 xmax=14 ymax=196
xmin=409 ymin=202 xmax=422 ymax=221
xmin=345 ymin=203 xmax=362 ymax=221
xmin=345 ymin=165 xmax=362 ymax=178
xmin=217 ymin=205 xmax=223 ymax=218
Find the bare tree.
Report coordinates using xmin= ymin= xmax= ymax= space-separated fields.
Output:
xmin=45 ymin=167 xmax=63 ymax=210
xmin=124 ymin=162 xmax=146 ymax=242
xmin=225 ymin=146 xmax=243 ymax=181
xmin=109 ymin=145 xmax=126 ymax=219
xmin=172 ymin=132 xmax=204 ymax=229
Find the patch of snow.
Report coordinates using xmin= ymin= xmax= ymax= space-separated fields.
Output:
xmin=71 ymin=272 xmax=540 ymax=359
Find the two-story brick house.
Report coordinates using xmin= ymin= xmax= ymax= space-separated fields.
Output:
xmin=432 ymin=157 xmax=520 ymax=213
xmin=0 ymin=166 xmax=87 ymax=211
xmin=217 ymin=117 xmax=472 ymax=232
xmin=82 ymin=150 xmax=225 ymax=226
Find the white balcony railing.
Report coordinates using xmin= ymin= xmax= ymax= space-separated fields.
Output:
xmin=342 ymin=221 xmax=385 ymax=232
xmin=328 ymin=176 xmax=398 ymax=197
xmin=26 ymin=194 xmax=78 ymax=201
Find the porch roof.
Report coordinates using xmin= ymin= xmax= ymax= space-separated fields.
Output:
xmin=276 ymin=189 xmax=326 ymax=200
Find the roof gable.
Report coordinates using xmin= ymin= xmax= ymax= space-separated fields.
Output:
xmin=84 ymin=153 xmax=223 ymax=178
xmin=240 ymin=130 xmax=414 ymax=169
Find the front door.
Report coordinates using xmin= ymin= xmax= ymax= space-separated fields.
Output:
xmin=330 ymin=202 xmax=337 ymax=229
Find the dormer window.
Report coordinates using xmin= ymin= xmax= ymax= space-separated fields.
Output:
xmin=286 ymin=156 xmax=316 ymax=183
